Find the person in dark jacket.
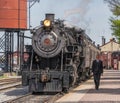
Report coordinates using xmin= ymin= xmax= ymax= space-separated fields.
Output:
xmin=92 ymin=54 xmax=103 ymax=90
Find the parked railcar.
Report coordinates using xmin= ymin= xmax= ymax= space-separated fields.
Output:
xmin=22 ymin=14 xmax=100 ymax=93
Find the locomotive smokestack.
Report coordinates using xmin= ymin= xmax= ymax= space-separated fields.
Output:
xmin=45 ymin=14 xmax=55 ymax=22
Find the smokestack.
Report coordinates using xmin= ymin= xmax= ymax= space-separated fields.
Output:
xmin=102 ymin=36 xmax=105 ymax=45
xmin=45 ymin=13 xmax=55 ymax=22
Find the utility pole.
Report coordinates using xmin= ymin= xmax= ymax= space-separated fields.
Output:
xmin=28 ymin=0 xmax=40 ymax=29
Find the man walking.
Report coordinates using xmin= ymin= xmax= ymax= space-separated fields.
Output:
xmin=92 ymin=54 xmax=103 ymax=90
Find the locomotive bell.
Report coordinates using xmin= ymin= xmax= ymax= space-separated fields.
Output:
xmin=45 ymin=13 xmax=55 ymax=22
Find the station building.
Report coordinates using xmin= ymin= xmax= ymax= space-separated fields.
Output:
xmin=100 ymin=38 xmax=120 ymax=70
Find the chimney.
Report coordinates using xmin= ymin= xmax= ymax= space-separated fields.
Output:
xmin=110 ymin=38 xmax=115 ymax=42
xmin=102 ymin=36 xmax=105 ymax=45
xmin=97 ymin=44 xmax=100 ymax=49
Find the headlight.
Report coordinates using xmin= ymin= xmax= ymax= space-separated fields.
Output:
xmin=43 ymin=19 xmax=51 ymax=27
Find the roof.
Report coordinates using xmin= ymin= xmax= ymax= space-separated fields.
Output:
xmin=100 ymin=38 xmax=119 ymax=47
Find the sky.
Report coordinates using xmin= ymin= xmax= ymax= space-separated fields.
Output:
xmin=29 ymin=0 xmax=113 ymax=45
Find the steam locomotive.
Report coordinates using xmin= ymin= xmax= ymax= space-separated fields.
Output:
xmin=22 ymin=14 xmax=100 ymax=92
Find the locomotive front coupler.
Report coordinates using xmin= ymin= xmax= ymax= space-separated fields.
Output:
xmin=40 ymin=68 xmax=51 ymax=82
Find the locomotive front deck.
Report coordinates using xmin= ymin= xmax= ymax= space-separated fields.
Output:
xmin=22 ymin=70 xmax=69 ymax=92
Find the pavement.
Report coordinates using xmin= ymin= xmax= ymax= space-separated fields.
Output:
xmin=55 ymin=70 xmax=120 ymax=103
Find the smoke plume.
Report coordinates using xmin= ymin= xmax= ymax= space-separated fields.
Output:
xmin=64 ymin=0 xmax=93 ymax=18
xmin=64 ymin=0 xmax=93 ymax=28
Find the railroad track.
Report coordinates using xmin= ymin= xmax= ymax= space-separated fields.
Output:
xmin=0 ymin=78 xmax=21 ymax=82
xmin=5 ymin=93 xmax=32 ymax=103
xmin=5 ymin=92 xmax=63 ymax=103
xmin=0 ymin=77 xmax=62 ymax=103
xmin=0 ymin=78 xmax=21 ymax=91
xmin=3 ymin=83 xmax=83 ymax=103
xmin=2 ymin=77 xmax=91 ymax=103
xmin=0 ymin=81 xmax=20 ymax=86
xmin=0 ymin=82 xmax=21 ymax=91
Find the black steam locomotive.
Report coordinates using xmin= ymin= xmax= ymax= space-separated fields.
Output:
xmin=22 ymin=14 xmax=100 ymax=92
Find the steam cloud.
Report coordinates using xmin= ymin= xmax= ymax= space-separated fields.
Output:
xmin=64 ymin=0 xmax=93 ymax=28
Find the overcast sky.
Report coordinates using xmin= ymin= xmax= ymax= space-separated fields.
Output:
xmin=29 ymin=0 xmax=113 ymax=45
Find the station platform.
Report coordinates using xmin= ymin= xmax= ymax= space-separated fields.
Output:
xmin=55 ymin=70 xmax=120 ymax=103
